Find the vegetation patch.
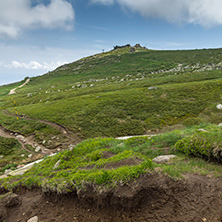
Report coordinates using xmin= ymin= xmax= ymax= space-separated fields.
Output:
xmin=175 ymin=125 xmax=222 ymax=162
xmin=0 ymin=137 xmax=28 ymax=173
xmin=1 ymin=126 xmax=222 ymax=193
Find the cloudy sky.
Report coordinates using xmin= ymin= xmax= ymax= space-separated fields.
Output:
xmin=1 ymin=0 xmax=222 ymax=85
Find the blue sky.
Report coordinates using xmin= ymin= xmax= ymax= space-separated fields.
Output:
xmin=1 ymin=0 xmax=222 ymax=85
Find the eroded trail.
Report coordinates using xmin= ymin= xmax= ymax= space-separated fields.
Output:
xmin=4 ymin=110 xmax=81 ymax=143
xmin=8 ymin=78 xmax=30 ymax=95
xmin=0 ymin=125 xmax=49 ymax=155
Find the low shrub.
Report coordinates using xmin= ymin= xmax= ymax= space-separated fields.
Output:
xmin=175 ymin=129 xmax=222 ymax=162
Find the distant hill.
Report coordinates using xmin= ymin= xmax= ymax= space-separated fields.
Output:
xmin=1 ymin=46 xmax=222 ymax=141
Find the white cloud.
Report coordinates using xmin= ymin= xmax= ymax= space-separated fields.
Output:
xmin=93 ymin=0 xmax=222 ymax=27
xmin=7 ymin=60 xmax=68 ymax=70
xmin=0 ymin=0 xmax=75 ymax=38
xmin=90 ymin=0 xmax=114 ymax=5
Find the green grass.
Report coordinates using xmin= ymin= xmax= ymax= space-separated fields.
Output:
xmin=0 ymin=137 xmax=29 ymax=173
xmin=0 ymin=47 xmax=222 ymax=139
xmin=1 ymin=124 xmax=222 ymax=192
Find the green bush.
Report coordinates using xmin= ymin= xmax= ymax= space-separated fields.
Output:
xmin=175 ymin=130 xmax=222 ymax=162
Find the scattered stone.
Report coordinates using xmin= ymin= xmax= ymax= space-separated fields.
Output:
xmin=53 ymin=160 xmax=61 ymax=169
xmin=68 ymin=144 xmax=75 ymax=151
xmin=152 ymin=155 xmax=177 ymax=164
xmin=51 ymin=136 xmax=56 ymax=140
xmin=42 ymin=140 xmax=46 ymax=144
xmin=21 ymin=154 xmax=25 ymax=157
xmin=0 ymin=155 xmax=3 ymax=159
xmin=27 ymin=216 xmax=39 ymax=222
xmin=148 ymin=87 xmax=158 ymax=90
xmin=28 ymin=154 xmax=33 ymax=158
xmin=16 ymin=135 xmax=25 ymax=140
xmin=218 ymin=123 xmax=222 ymax=127
xmin=117 ymin=143 xmax=124 ymax=147
xmin=57 ymin=148 xmax=61 ymax=152
xmin=35 ymin=146 xmax=41 ymax=153
xmin=22 ymin=139 xmax=26 ymax=143
xmin=198 ymin=129 xmax=208 ymax=133
xmin=5 ymin=169 xmax=12 ymax=176
xmin=216 ymin=104 xmax=222 ymax=110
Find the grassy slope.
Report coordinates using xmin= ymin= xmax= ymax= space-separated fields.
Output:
xmin=0 ymin=47 xmax=222 ymax=139
xmin=2 ymin=124 xmax=222 ymax=192
xmin=1 ymin=47 xmax=222 ymax=191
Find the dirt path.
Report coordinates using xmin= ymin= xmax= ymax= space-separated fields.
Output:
xmin=4 ymin=110 xmax=81 ymax=143
xmin=0 ymin=126 xmax=36 ymax=154
xmin=8 ymin=78 xmax=30 ymax=95
xmin=0 ymin=125 xmax=52 ymax=155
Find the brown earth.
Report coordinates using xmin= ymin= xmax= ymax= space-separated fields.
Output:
xmin=1 ymin=173 xmax=222 ymax=222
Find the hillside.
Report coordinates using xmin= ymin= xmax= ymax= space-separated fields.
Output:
xmin=1 ymin=45 xmax=222 ymax=221
xmin=1 ymin=45 xmax=222 ymax=140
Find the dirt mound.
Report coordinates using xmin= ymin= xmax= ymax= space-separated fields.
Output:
xmin=1 ymin=173 xmax=222 ymax=222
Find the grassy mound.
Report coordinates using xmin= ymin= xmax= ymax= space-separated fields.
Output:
xmin=175 ymin=125 xmax=222 ymax=162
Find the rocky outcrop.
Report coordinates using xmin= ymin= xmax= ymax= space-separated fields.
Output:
xmin=113 ymin=44 xmax=131 ymax=50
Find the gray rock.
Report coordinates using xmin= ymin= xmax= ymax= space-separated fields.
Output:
xmin=68 ymin=144 xmax=75 ymax=151
xmin=16 ymin=135 xmax=25 ymax=140
xmin=28 ymin=154 xmax=33 ymax=158
xmin=53 ymin=160 xmax=61 ymax=169
xmin=152 ymin=155 xmax=177 ymax=164
xmin=27 ymin=216 xmax=39 ymax=222
xmin=35 ymin=146 xmax=41 ymax=152
xmin=216 ymin=104 xmax=222 ymax=110
xmin=198 ymin=129 xmax=208 ymax=133
xmin=5 ymin=169 xmax=12 ymax=176
xmin=148 ymin=87 xmax=158 ymax=90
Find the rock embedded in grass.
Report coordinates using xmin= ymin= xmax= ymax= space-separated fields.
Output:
xmin=152 ymin=155 xmax=177 ymax=164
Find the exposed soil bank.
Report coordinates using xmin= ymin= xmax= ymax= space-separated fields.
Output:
xmin=1 ymin=173 xmax=222 ymax=222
